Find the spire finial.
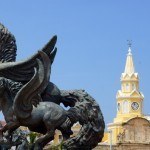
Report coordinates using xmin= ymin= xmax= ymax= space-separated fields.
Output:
xmin=127 ymin=40 xmax=132 ymax=55
xmin=127 ymin=40 xmax=132 ymax=48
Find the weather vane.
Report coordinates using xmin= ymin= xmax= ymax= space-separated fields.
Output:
xmin=127 ymin=40 xmax=132 ymax=48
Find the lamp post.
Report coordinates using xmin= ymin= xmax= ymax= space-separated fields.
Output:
xmin=108 ymin=130 xmax=112 ymax=150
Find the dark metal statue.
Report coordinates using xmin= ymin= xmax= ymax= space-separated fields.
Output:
xmin=0 ymin=23 xmax=105 ymax=150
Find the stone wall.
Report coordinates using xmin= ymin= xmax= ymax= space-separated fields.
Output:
xmin=122 ymin=117 xmax=150 ymax=143
xmin=94 ymin=143 xmax=150 ymax=150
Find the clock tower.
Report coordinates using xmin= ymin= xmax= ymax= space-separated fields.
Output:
xmin=114 ymin=46 xmax=144 ymax=123
xmin=107 ymin=46 xmax=144 ymax=144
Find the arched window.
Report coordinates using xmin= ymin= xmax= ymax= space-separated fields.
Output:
xmin=126 ymin=83 xmax=129 ymax=91
xmin=132 ymin=83 xmax=136 ymax=90
xmin=122 ymin=84 xmax=125 ymax=91
xmin=122 ymin=100 xmax=129 ymax=113
xmin=117 ymin=103 xmax=121 ymax=112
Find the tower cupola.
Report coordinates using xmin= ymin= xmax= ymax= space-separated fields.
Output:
xmin=114 ymin=45 xmax=144 ymax=123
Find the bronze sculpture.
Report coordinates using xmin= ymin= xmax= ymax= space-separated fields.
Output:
xmin=0 ymin=23 xmax=105 ymax=150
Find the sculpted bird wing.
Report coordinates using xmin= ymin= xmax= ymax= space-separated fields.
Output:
xmin=0 ymin=23 xmax=17 ymax=62
xmin=13 ymin=51 xmax=51 ymax=119
xmin=0 ymin=34 xmax=57 ymax=83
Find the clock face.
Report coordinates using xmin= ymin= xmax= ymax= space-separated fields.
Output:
xmin=131 ymin=102 xmax=139 ymax=110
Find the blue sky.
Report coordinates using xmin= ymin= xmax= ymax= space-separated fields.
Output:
xmin=0 ymin=1 xmax=150 ymax=125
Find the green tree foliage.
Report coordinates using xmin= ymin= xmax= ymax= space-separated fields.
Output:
xmin=28 ymin=132 xmax=38 ymax=144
